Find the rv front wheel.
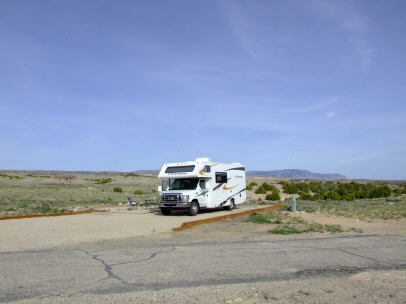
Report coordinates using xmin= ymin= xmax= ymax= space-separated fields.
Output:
xmin=188 ymin=201 xmax=199 ymax=216
xmin=161 ymin=209 xmax=171 ymax=215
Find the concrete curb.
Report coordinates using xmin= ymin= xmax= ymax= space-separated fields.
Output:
xmin=172 ymin=204 xmax=283 ymax=231
xmin=0 ymin=210 xmax=108 ymax=221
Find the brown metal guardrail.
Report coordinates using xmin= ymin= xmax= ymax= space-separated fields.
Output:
xmin=172 ymin=204 xmax=283 ymax=231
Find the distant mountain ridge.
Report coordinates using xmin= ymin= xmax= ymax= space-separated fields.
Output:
xmin=247 ymin=169 xmax=348 ymax=181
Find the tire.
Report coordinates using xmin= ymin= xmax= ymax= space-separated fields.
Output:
xmin=224 ymin=199 xmax=235 ymax=210
xmin=161 ymin=209 xmax=171 ymax=215
xmin=188 ymin=201 xmax=199 ymax=216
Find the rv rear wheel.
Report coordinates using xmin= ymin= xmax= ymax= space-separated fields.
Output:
xmin=188 ymin=201 xmax=199 ymax=216
xmin=161 ymin=209 xmax=171 ymax=215
xmin=224 ymin=199 xmax=235 ymax=210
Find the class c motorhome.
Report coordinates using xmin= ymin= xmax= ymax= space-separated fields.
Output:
xmin=157 ymin=158 xmax=246 ymax=216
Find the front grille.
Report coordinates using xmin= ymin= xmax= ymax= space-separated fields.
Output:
xmin=161 ymin=194 xmax=181 ymax=203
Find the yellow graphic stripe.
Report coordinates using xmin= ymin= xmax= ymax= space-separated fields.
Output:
xmin=199 ymin=163 xmax=219 ymax=175
xmin=223 ymin=184 xmax=238 ymax=190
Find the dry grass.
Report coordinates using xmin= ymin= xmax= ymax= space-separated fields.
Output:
xmin=0 ymin=171 xmax=159 ymax=217
xmin=1 ymin=172 xmax=405 ymax=220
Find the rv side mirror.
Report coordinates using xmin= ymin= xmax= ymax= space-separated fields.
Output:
xmin=158 ymin=186 xmax=162 ymax=192
xmin=162 ymin=180 xmax=169 ymax=191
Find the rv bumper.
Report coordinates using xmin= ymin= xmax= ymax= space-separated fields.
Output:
xmin=158 ymin=202 xmax=192 ymax=210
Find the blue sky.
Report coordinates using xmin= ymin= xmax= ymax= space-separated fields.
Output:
xmin=1 ymin=0 xmax=405 ymax=180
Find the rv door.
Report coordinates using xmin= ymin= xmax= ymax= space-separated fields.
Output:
xmin=198 ymin=179 xmax=209 ymax=207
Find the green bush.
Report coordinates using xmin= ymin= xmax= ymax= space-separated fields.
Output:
xmin=326 ymin=190 xmax=341 ymax=200
xmin=246 ymin=182 xmax=258 ymax=190
xmin=113 ymin=187 xmax=123 ymax=193
xmin=298 ymin=191 xmax=313 ymax=200
xmin=270 ymin=225 xmax=302 ymax=235
xmin=261 ymin=183 xmax=273 ymax=191
xmin=96 ymin=178 xmax=113 ymax=184
xmin=279 ymin=181 xmax=393 ymax=201
xmin=266 ymin=192 xmax=281 ymax=201
xmin=248 ymin=212 xmax=271 ymax=224
xmin=255 ymin=186 xmax=267 ymax=194
xmin=133 ymin=190 xmax=143 ymax=195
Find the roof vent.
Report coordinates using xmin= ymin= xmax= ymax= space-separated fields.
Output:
xmin=196 ymin=158 xmax=211 ymax=162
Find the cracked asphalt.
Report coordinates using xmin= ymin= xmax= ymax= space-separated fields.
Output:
xmin=1 ymin=234 xmax=405 ymax=303
xmin=1 ymin=207 xmax=405 ymax=303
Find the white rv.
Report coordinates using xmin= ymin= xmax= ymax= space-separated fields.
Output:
xmin=157 ymin=158 xmax=246 ymax=216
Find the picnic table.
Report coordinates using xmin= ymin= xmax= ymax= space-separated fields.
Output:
xmin=142 ymin=199 xmax=158 ymax=210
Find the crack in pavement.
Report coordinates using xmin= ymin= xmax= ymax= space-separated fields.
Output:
xmin=110 ymin=246 xmax=177 ymax=267
xmin=334 ymin=247 xmax=397 ymax=266
xmin=83 ymin=246 xmax=176 ymax=285
xmin=84 ymin=251 xmax=129 ymax=284
xmin=279 ymin=242 xmax=402 ymax=267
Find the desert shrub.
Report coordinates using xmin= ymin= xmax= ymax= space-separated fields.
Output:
xmin=300 ymin=204 xmax=318 ymax=213
xmin=279 ymin=181 xmax=299 ymax=194
xmin=323 ymin=181 xmax=339 ymax=191
xmin=342 ymin=192 xmax=356 ymax=201
xmin=393 ymin=187 xmax=403 ymax=196
xmin=113 ymin=187 xmax=123 ymax=193
xmin=325 ymin=190 xmax=341 ymax=200
xmin=96 ymin=178 xmax=113 ymax=184
xmin=255 ymin=186 xmax=267 ymax=194
xmin=272 ymin=186 xmax=280 ymax=194
xmin=266 ymin=192 xmax=281 ymax=201
xmin=248 ymin=212 xmax=271 ymax=224
xmin=370 ymin=185 xmax=392 ymax=198
xmin=133 ymin=190 xmax=143 ymax=195
xmin=270 ymin=225 xmax=303 ymax=235
xmin=298 ymin=191 xmax=313 ymax=200
xmin=246 ymin=182 xmax=258 ymax=190
xmin=261 ymin=183 xmax=273 ymax=191
xmin=279 ymin=181 xmax=393 ymax=202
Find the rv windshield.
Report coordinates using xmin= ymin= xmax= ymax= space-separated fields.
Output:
xmin=169 ymin=178 xmax=199 ymax=190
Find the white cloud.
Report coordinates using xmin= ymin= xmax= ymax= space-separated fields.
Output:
xmin=307 ymin=0 xmax=373 ymax=69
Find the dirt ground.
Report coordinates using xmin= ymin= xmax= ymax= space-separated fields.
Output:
xmin=175 ymin=210 xmax=406 ymax=242
xmin=1 ymin=205 xmax=405 ymax=252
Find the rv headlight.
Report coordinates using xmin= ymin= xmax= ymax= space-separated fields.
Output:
xmin=181 ymin=195 xmax=190 ymax=202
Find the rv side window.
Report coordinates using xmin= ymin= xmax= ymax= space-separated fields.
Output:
xmin=199 ymin=180 xmax=206 ymax=190
xmin=215 ymin=172 xmax=227 ymax=183
xmin=204 ymin=165 xmax=210 ymax=173
xmin=165 ymin=165 xmax=195 ymax=173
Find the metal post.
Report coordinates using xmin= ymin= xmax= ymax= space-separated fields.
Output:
xmin=292 ymin=195 xmax=296 ymax=213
